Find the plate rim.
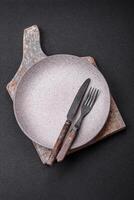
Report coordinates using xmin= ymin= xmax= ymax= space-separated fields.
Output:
xmin=13 ymin=54 xmax=111 ymax=149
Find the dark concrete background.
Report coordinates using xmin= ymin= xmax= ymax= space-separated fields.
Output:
xmin=0 ymin=0 xmax=134 ymax=199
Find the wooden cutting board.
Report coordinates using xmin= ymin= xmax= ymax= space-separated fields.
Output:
xmin=6 ymin=25 xmax=126 ymax=164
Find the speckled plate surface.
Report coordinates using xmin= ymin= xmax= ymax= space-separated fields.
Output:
xmin=14 ymin=54 xmax=110 ymax=149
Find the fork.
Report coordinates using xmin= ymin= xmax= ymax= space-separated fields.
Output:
xmin=56 ymin=87 xmax=99 ymax=162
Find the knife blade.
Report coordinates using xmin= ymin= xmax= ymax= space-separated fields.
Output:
xmin=67 ymin=78 xmax=91 ymax=121
xmin=46 ymin=78 xmax=90 ymax=165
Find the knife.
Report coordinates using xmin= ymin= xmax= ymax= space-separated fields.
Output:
xmin=46 ymin=78 xmax=90 ymax=165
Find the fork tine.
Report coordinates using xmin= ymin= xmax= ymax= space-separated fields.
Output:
xmin=84 ymin=88 xmax=93 ymax=106
xmin=83 ymin=87 xmax=92 ymax=106
xmin=90 ymin=89 xmax=99 ymax=108
xmin=87 ymin=88 xmax=96 ymax=106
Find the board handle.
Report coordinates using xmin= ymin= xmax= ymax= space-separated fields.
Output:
xmin=6 ymin=25 xmax=46 ymax=100
xmin=22 ymin=25 xmax=47 ymax=64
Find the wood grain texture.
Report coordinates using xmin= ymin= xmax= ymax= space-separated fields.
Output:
xmin=6 ymin=25 xmax=126 ymax=164
xmin=46 ymin=120 xmax=71 ymax=165
xmin=57 ymin=128 xmax=77 ymax=162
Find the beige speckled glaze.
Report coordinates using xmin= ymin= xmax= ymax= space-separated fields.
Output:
xmin=13 ymin=54 xmax=110 ymax=149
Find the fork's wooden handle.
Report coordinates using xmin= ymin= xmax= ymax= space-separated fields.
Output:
xmin=56 ymin=128 xmax=77 ymax=162
xmin=46 ymin=120 xmax=71 ymax=165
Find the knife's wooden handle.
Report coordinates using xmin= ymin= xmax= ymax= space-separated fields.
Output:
xmin=56 ymin=128 xmax=77 ymax=162
xmin=46 ymin=120 xmax=71 ymax=165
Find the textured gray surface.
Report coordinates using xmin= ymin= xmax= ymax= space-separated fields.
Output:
xmin=1 ymin=2 xmax=133 ymax=199
xmin=6 ymin=25 xmax=125 ymax=164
